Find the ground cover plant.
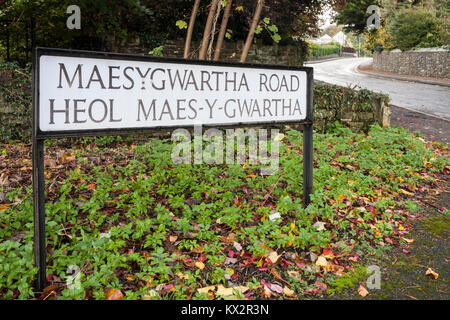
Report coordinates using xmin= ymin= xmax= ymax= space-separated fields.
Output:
xmin=0 ymin=124 xmax=448 ymax=300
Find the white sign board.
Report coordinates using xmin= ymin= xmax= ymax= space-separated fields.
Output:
xmin=35 ymin=49 xmax=311 ymax=136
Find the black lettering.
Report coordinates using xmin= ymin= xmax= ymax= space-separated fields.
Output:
xmin=86 ymin=65 xmax=106 ymax=89
xmin=151 ymin=68 xmax=166 ymax=90
xmin=201 ymin=71 xmax=213 ymax=91
xmin=160 ymin=100 xmax=174 ymax=120
xmin=109 ymin=99 xmax=121 ymax=122
xmin=58 ymin=63 xmax=83 ymax=89
xmin=49 ymin=99 xmax=70 ymax=124
xmin=177 ymin=99 xmax=187 ymax=120
xmin=123 ymin=67 xmax=134 ymax=90
xmin=108 ymin=66 xmax=121 ymax=89
xmin=188 ymin=99 xmax=198 ymax=119
xmin=137 ymin=99 xmax=156 ymax=121
xmin=224 ymin=99 xmax=236 ymax=118
xmin=73 ymin=99 xmax=86 ymax=123
xmin=88 ymin=99 xmax=108 ymax=123
xmin=259 ymin=74 xmax=268 ymax=91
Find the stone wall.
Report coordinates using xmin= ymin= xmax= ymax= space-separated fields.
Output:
xmin=313 ymin=82 xmax=390 ymax=133
xmin=373 ymin=49 xmax=450 ymax=79
xmin=162 ymin=40 xmax=307 ymax=66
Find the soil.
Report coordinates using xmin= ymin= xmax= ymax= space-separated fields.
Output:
xmin=390 ymin=106 xmax=450 ymax=146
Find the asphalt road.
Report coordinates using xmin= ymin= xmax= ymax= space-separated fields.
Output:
xmin=306 ymin=58 xmax=450 ymax=120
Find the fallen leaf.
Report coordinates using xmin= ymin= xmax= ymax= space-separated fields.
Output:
xmin=287 ymin=270 xmax=302 ymax=281
xmin=0 ymin=204 xmax=11 ymax=212
xmin=283 ymin=286 xmax=295 ymax=297
xmin=399 ymin=189 xmax=414 ymax=196
xmin=142 ymin=289 xmax=158 ymax=299
xmin=313 ymin=221 xmax=326 ymax=231
xmin=195 ymin=261 xmax=205 ymax=270
xmin=270 ymin=283 xmax=283 ymax=294
xmin=263 ymin=285 xmax=273 ymax=298
xmin=191 ymin=246 xmax=204 ymax=254
xmin=219 ymin=233 xmax=236 ymax=243
xmin=232 ymin=286 xmax=249 ymax=295
xmin=224 ymin=257 xmax=237 ymax=265
xmin=169 ymin=235 xmax=178 ymax=242
xmin=233 ymin=241 xmax=242 ymax=252
xmin=401 ymin=237 xmax=414 ymax=244
xmin=197 ymin=286 xmax=215 ymax=295
xmin=106 ymin=288 xmax=123 ymax=300
xmin=425 ymin=268 xmax=439 ymax=279
xmin=358 ymin=285 xmax=369 ymax=297
xmin=268 ymin=251 xmax=281 ymax=264
xmin=216 ymin=285 xmax=234 ymax=297
xmin=316 ymin=256 xmax=328 ymax=268
xmin=176 ymin=272 xmax=189 ymax=280
xmin=315 ymin=280 xmax=327 ymax=292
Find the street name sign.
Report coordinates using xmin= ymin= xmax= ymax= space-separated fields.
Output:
xmin=32 ymin=47 xmax=313 ymax=291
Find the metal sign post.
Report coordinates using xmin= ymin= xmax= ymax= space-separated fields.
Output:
xmin=32 ymin=47 xmax=313 ymax=291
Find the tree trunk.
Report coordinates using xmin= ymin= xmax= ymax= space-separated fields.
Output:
xmin=199 ymin=0 xmax=220 ymax=60
xmin=240 ymin=0 xmax=264 ymax=63
xmin=207 ymin=0 xmax=222 ymax=60
xmin=213 ymin=0 xmax=233 ymax=61
xmin=184 ymin=0 xmax=201 ymax=59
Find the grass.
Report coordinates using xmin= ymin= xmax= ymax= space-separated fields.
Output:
xmin=0 ymin=124 xmax=448 ymax=300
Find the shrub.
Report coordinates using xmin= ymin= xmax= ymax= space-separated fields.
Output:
xmin=0 ymin=61 xmax=32 ymax=142
xmin=389 ymin=8 xmax=443 ymax=50
xmin=307 ymin=42 xmax=341 ymax=58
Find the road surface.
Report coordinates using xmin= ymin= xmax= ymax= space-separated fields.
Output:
xmin=306 ymin=58 xmax=450 ymax=120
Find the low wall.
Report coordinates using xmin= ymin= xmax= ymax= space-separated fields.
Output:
xmin=162 ymin=40 xmax=307 ymax=66
xmin=373 ymin=49 xmax=450 ymax=79
xmin=313 ymin=82 xmax=390 ymax=133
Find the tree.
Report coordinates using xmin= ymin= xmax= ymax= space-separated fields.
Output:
xmin=184 ymin=0 xmax=202 ymax=59
xmin=389 ymin=7 xmax=443 ymax=50
xmin=240 ymin=0 xmax=264 ymax=62
xmin=199 ymin=0 xmax=220 ymax=60
xmin=335 ymin=0 xmax=381 ymax=34
xmin=213 ymin=0 xmax=233 ymax=61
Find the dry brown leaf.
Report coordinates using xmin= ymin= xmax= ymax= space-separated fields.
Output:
xmin=195 ymin=261 xmax=205 ymax=270
xmin=219 ymin=233 xmax=236 ymax=243
xmin=287 ymin=270 xmax=302 ymax=281
xmin=233 ymin=286 xmax=249 ymax=295
xmin=263 ymin=285 xmax=273 ymax=298
xmin=169 ymin=235 xmax=178 ymax=242
xmin=216 ymin=285 xmax=234 ymax=297
xmin=425 ymin=268 xmax=439 ymax=279
xmin=197 ymin=286 xmax=215 ymax=295
xmin=358 ymin=285 xmax=369 ymax=297
xmin=176 ymin=272 xmax=189 ymax=280
xmin=106 ymin=288 xmax=123 ymax=300
xmin=191 ymin=246 xmax=204 ymax=254
xmin=401 ymin=237 xmax=414 ymax=244
xmin=316 ymin=256 xmax=328 ymax=268
xmin=283 ymin=286 xmax=295 ymax=297
xmin=268 ymin=251 xmax=281 ymax=264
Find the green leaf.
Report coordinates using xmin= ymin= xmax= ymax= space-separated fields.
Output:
xmin=176 ymin=20 xmax=187 ymax=30
xmin=271 ymin=33 xmax=281 ymax=43
xmin=268 ymin=24 xmax=278 ymax=33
